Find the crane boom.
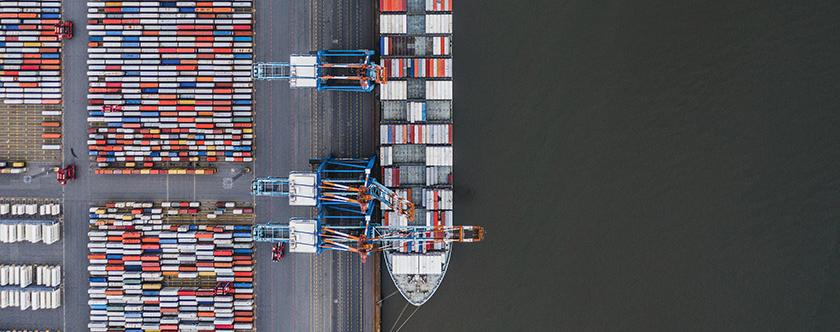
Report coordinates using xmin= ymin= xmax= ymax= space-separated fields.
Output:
xmin=253 ymin=50 xmax=386 ymax=92
xmin=254 ymin=223 xmax=485 ymax=262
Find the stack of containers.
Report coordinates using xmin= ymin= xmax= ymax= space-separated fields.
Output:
xmin=0 ymin=201 xmax=60 ymax=216
xmin=36 ymin=265 xmax=61 ymax=287
xmin=0 ymin=264 xmax=60 ymax=287
xmin=87 ymin=201 xmax=254 ymax=331
xmin=0 ymin=265 xmax=34 ymax=287
xmin=0 ymin=221 xmax=60 ymax=244
xmin=0 ymin=287 xmax=61 ymax=310
xmin=85 ymin=1 xmax=255 ymax=174
xmin=0 ymin=0 xmax=63 ymax=105
xmin=379 ymin=0 xmax=454 ymax=250
xmin=0 ymin=264 xmax=61 ymax=310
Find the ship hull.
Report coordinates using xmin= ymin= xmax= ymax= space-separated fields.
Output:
xmin=384 ymin=245 xmax=452 ymax=306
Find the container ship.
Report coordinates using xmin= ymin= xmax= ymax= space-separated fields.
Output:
xmin=378 ymin=0 xmax=455 ymax=306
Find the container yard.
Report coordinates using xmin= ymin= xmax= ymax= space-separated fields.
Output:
xmin=85 ymin=1 xmax=255 ymax=174
xmin=0 ymin=0 xmax=64 ymax=163
xmin=86 ymin=201 xmax=255 ymax=331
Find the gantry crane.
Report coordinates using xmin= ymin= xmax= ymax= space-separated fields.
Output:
xmin=317 ymin=224 xmax=484 ymax=262
xmin=255 ymin=222 xmax=483 ymax=263
xmin=251 ymin=156 xmax=412 ymax=225
xmin=251 ymin=156 xmax=484 ymax=262
xmin=253 ymin=50 xmax=386 ymax=92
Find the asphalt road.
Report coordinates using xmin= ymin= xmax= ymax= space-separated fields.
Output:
xmin=310 ymin=1 xmax=378 ymax=332
xmin=254 ymin=1 xmax=376 ymax=331
xmin=252 ymin=0 xmax=315 ymax=331
xmin=0 ymin=0 xmax=377 ymax=331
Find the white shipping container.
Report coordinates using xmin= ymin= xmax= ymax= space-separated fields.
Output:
xmin=36 ymin=266 xmax=43 ymax=286
xmin=425 ymin=14 xmax=452 ymax=33
xmin=424 ymin=189 xmax=454 ymax=210
xmin=425 ymin=80 xmax=453 ymax=100
xmin=43 ymin=222 xmax=60 ymax=244
xmin=408 ymin=101 xmax=426 ymax=122
xmin=380 ymin=14 xmax=407 ymax=34
xmin=380 ymin=80 xmax=407 ymax=100
xmin=380 ymin=146 xmax=393 ymax=166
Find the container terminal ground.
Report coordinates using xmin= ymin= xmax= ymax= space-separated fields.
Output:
xmin=0 ymin=0 xmax=378 ymax=331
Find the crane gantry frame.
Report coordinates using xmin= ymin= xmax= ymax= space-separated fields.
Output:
xmin=251 ymin=156 xmax=483 ymax=261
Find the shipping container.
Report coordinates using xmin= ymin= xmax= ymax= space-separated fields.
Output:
xmin=383 ymin=58 xmax=452 ymax=79
xmin=380 ymin=36 xmax=451 ymax=56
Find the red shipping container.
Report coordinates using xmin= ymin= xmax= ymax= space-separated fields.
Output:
xmin=380 ymin=0 xmax=406 ymax=12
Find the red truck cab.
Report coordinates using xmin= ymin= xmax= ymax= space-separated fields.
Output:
xmin=271 ymin=243 xmax=286 ymax=262
xmin=56 ymin=164 xmax=76 ymax=185
xmin=102 ymin=105 xmax=123 ymax=112
xmin=55 ymin=21 xmax=73 ymax=40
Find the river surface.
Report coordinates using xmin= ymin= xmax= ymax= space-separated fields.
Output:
xmin=381 ymin=1 xmax=840 ymax=331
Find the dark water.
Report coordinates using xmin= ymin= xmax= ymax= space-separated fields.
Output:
xmin=381 ymin=1 xmax=840 ymax=331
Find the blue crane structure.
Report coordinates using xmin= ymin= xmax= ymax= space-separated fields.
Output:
xmin=251 ymin=156 xmax=483 ymax=262
xmin=252 ymin=50 xmax=386 ymax=92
